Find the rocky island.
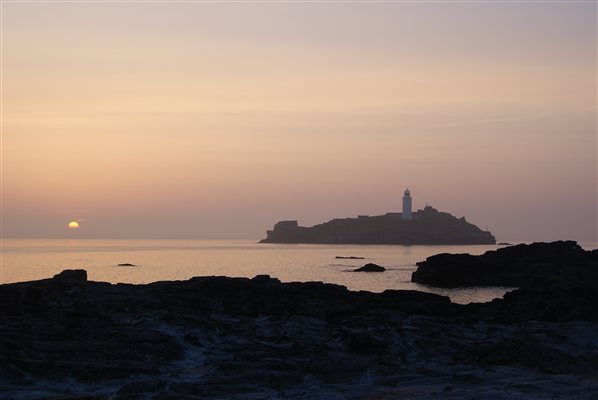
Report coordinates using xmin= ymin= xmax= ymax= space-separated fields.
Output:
xmin=261 ymin=189 xmax=495 ymax=245
xmin=262 ymin=207 xmax=495 ymax=247
xmin=1 ymin=241 xmax=597 ymax=399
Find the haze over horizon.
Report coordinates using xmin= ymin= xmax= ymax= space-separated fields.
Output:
xmin=2 ymin=2 xmax=597 ymax=242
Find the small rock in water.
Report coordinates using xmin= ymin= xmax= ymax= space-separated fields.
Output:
xmin=117 ymin=263 xmax=136 ymax=267
xmin=354 ymin=263 xmax=385 ymax=272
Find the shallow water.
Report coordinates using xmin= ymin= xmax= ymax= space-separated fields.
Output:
xmin=1 ymin=239 xmax=596 ymax=304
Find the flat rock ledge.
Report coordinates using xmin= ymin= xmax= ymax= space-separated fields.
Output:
xmin=2 ymin=245 xmax=598 ymax=399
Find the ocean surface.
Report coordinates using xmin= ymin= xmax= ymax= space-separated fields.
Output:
xmin=2 ymin=239 xmax=596 ymax=304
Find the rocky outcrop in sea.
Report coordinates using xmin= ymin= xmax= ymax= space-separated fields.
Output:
xmin=260 ymin=206 xmax=496 ymax=245
xmin=412 ymin=240 xmax=597 ymax=288
xmin=1 ymin=241 xmax=597 ymax=399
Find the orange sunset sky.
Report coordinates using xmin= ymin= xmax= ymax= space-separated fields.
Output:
xmin=2 ymin=2 xmax=596 ymax=241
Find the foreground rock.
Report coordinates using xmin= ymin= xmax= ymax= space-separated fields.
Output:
xmin=412 ymin=240 xmax=597 ymax=288
xmin=1 ymin=246 xmax=598 ymax=399
xmin=412 ymin=241 xmax=598 ymax=322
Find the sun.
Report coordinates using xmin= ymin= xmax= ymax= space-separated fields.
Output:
xmin=68 ymin=221 xmax=80 ymax=229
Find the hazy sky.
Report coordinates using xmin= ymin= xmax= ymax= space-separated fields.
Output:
xmin=2 ymin=2 xmax=596 ymax=242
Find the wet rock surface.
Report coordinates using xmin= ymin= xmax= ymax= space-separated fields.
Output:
xmin=1 ymin=241 xmax=598 ymax=399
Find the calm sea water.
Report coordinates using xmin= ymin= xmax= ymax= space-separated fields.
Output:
xmin=2 ymin=239 xmax=596 ymax=304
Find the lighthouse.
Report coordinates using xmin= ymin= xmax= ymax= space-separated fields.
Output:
xmin=402 ymin=188 xmax=412 ymax=220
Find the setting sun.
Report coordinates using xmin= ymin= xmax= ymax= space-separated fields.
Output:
xmin=68 ymin=221 xmax=80 ymax=229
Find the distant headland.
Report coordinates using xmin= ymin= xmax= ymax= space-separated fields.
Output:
xmin=261 ymin=189 xmax=496 ymax=245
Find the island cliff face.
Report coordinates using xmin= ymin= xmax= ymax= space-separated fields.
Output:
xmin=260 ymin=206 xmax=496 ymax=245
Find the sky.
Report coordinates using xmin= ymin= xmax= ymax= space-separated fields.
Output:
xmin=2 ymin=1 xmax=596 ymax=242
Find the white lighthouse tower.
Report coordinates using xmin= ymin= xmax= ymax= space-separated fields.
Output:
xmin=402 ymin=188 xmax=412 ymax=220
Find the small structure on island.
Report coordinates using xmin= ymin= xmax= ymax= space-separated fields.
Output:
xmin=402 ymin=188 xmax=412 ymax=220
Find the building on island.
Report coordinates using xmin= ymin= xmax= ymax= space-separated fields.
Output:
xmin=402 ymin=188 xmax=412 ymax=220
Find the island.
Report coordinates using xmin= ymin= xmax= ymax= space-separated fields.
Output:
xmin=261 ymin=190 xmax=495 ymax=245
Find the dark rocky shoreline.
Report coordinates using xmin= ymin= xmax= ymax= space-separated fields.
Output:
xmin=1 ymin=241 xmax=597 ymax=399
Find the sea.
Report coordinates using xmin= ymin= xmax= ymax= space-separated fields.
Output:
xmin=2 ymin=239 xmax=596 ymax=304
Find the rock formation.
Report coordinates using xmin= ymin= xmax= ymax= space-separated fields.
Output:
xmin=353 ymin=263 xmax=386 ymax=272
xmin=260 ymin=206 xmax=496 ymax=245
xmin=1 ymin=241 xmax=597 ymax=399
xmin=412 ymin=240 xmax=597 ymax=288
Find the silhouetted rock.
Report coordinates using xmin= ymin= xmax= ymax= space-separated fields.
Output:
xmin=2 ymin=251 xmax=598 ymax=399
xmin=335 ymin=256 xmax=365 ymax=259
xmin=412 ymin=241 xmax=598 ymax=323
xmin=117 ymin=263 xmax=136 ymax=267
xmin=260 ymin=206 xmax=496 ymax=245
xmin=412 ymin=241 xmax=596 ymax=288
xmin=354 ymin=263 xmax=386 ymax=272
xmin=52 ymin=269 xmax=87 ymax=282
